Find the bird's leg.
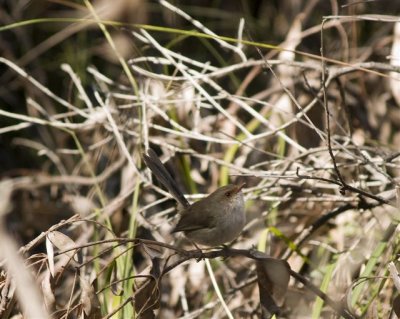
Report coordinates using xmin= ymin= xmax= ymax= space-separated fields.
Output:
xmin=219 ymin=244 xmax=232 ymax=260
xmin=185 ymin=239 xmax=204 ymax=261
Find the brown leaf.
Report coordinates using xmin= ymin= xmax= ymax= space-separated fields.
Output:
xmin=47 ymin=231 xmax=78 ymax=263
xmin=133 ymin=257 xmax=162 ymax=319
xmin=256 ymin=258 xmax=291 ymax=318
xmin=41 ymin=272 xmax=55 ymax=313
xmin=80 ymin=277 xmax=102 ymax=319
xmin=393 ymin=294 xmax=400 ymax=317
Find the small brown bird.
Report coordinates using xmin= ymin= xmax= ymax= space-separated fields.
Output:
xmin=143 ymin=149 xmax=246 ymax=246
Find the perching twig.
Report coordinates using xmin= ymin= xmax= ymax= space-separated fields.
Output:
xmin=55 ymin=237 xmax=354 ymax=319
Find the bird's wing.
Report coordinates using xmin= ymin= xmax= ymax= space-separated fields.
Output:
xmin=172 ymin=201 xmax=217 ymax=232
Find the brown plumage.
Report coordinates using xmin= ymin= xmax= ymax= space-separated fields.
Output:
xmin=143 ymin=149 xmax=245 ymax=246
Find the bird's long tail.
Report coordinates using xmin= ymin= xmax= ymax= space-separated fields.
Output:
xmin=143 ymin=148 xmax=190 ymax=208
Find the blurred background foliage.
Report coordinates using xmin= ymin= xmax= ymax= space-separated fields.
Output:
xmin=1 ymin=1 xmax=400 ymax=318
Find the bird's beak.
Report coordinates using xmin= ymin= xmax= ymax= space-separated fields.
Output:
xmin=234 ymin=182 xmax=246 ymax=193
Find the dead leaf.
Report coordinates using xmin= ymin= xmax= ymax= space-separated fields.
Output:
xmin=47 ymin=231 xmax=78 ymax=264
xmin=41 ymin=272 xmax=55 ymax=312
xmin=256 ymin=257 xmax=291 ymax=318
xmin=80 ymin=277 xmax=102 ymax=319
xmin=45 ymin=236 xmax=55 ymax=278
xmin=133 ymin=257 xmax=161 ymax=319
xmin=393 ymin=294 xmax=400 ymax=318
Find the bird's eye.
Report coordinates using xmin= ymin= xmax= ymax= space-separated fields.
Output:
xmin=225 ymin=191 xmax=231 ymax=197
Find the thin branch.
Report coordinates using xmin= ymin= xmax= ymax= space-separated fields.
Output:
xmin=319 ymin=19 xmax=390 ymax=206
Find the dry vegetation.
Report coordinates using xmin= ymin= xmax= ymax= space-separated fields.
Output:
xmin=1 ymin=1 xmax=400 ymax=318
